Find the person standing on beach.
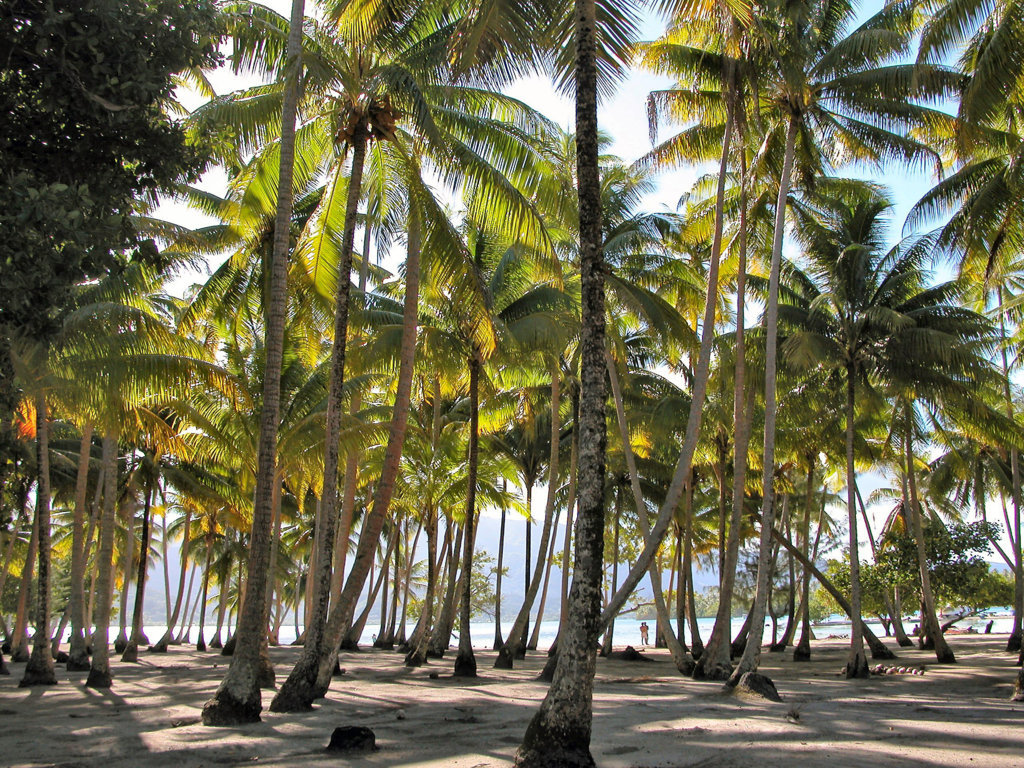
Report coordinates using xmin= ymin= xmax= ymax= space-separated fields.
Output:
xmin=639 ymin=622 xmax=649 ymax=646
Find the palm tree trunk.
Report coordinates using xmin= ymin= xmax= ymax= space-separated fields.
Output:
xmin=493 ymin=497 xmax=506 ymax=650
xmin=521 ymin=486 xmax=532 ymax=655
xmin=275 ymin=189 xmax=421 ymax=709
xmin=600 ymin=492 xmax=621 ymax=656
xmin=794 ymin=459 xmax=815 ymax=661
xmin=454 ymin=352 xmax=481 ymax=676
xmin=427 ymin=521 xmax=462 ymax=657
xmin=68 ymin=424 xmax=93 ymax=670
xmin=905 ymin=421 xmax=955 ymax=663
xmin=21 ymin=392 xmax=56 ymax=686
xmin=684 ymin=481 xmax=703 ymax=657
xmin=528 ymin=504 xmax=561 ymax=650
xmin=86 ymin=431 xmax=119 ymax=688
xmin=152 ymin=507 xmax=191 ymax=651
xmin=201 ymin=0 xmax=304 ymax=726
xmin=515 ymin=3 xmax=604 ymax=762
xmin=842 ymin=368 xmax=869 ymax=677
xmin=560 ymin=393 xmax=579 ymax=628
xmin=196 ymin=530 xmax=214 ymax=651
xmin=605 ymin=350 xmax=692 ymax=671
xmin=725 ymin=115 xmax=798 ymax=689
xmin=122 ymin=480 xmax=154 ymax=662
xmin=10 ymin=481 xmax=36 ymax=662
xmin=497 ymin=366 xmax=560 ymax=668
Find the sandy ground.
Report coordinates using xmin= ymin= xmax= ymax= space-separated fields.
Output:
xmin=2 ymin=634 xmax=1023 ymax=767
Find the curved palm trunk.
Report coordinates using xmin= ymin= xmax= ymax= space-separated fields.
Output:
xmin=21 ymin=392 xmax=56 ymax=686
xmin=904 ymin=422 xmax=955 ymax=664
xmin=600 ymin=493 xmax=621 ymax=656
xmin=427 ymin=522 xmax=462 ymax=657
xmin=196 ymin=530 xmax=215 ymax=651
xmin=10 ymin=485 xmax=38 ymax=662
xmin=998 ymin=292 xmax=1024 ymax=652
xmin=405 ymin=509 xmax=440 ymax=666
xmin=86 ymin=432 xmax=119 ymax=688
xmin=68 ymin=424 xmax=94 ymax=670
xmin=843 ymin=370 xmax=869 ymax=678
xmin=115 ymin=496 xmax=134 ymax=654
xmin=496 ymin=367 xmax=560 ymax=668
xmin=597 ymin=91 xmax=735 ymax=639
xmin=606 ymin=350 xmax=692 ymax=671
xmin=793 ymin=459 xmax=815 ymax=661
xmin=454 ymin=353 xmax=481 ymax=677
xmin=201 ymin=0 xmax=305 ymax=725
xmin=726 ymin=117 xmax=799 ymax=689
xmin=273 ymin=194 xmax=421 ymax=710
xmin=152 ymin=508 xmax=191 ymax=652
xmin=493 ymin=501 xmax=506 ymax=650
xmin=684 ymin=482 xmax=703 ymax=657
xmin=122 ymin=480 xmax=154 ymax=662
xmin=695 ymin=111 xmax=750 ymax=681
xmin=528 ymin=505 xmax=561 ymax=651
xmin=515 ymin=3 xmax=604 ymax=762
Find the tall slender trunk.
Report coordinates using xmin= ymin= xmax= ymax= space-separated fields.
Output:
xmin=493 ymin=498 xmax=506 ymax=650
xmin=115 ymin=490 xmax=135 ymax=654
xmin=726 ymin=115 xmax=798 ymax=689
xmin=497 ymin=366 xmax=560 ymax=668
xmin=598 ymin=89 xmax=735 ymax=641
xmin=153 ymin=507 xmax=192 ymax=651
xmin=122 ymin=480 xmax=154 ymax=662
xmin=905 ymin=419 xmax=955 ymax=663
xmin=998 ymin=289 xmax=1024 ymax=652
xmin=454 ymin=353 xmax=481 ymax=676
xmin=560 ymin=393 xmax=580 ymax=628
xmin=405 ymin=508 xmax=439 ymax=666
xmin=21 ymin=391 xmax=56 ymax=686
xmin=794 ymin=458 xmax=815 ymax=661
xmin=68 ymin=424 xmax=94 ymax=669
xmin=529 ymin=504 xmax=561 ymax=650
xmin=600 ymin=492 xmax=621 ymax=656
xmin=86 ymin=432 xmax=119 ymax=688
xmin=521 ymin=486 xmax=532 ymax=654
xmin=684 ymin=480 xmax=703 ymax=656
xmin=201 ymin=0 xmax=304 ymax=726
xmin=515 ymin=3 xmax=604 ymax=762
xmin=11 ymin=484 xmax=37 ymax=661
xmin=427 ymin=521 xmax=462 ymax=657
xmin=197 ymin=529 xmax=215 ymax=651
xmin=843 ymin=369 xmax=868 ymax=677
xmin=606 ymin=351 xmax=692 ymax=671
xmin=274 ymin=178 xmax=421 ymax=710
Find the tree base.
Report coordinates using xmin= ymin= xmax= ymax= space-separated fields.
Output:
xmin=515 ymin=711 xmax=595 ymax=768
xmin=121 ymin=644 xmax=139 ymax=663
xmin=210 ymin=635 xmax=223 ymax=649
xmin=196 ymin=639 xmax=207 ymax=652
xmin=85 ymin=667 xmax=112 ymax=688
xmin=896 ymin=637 xmax=915 ymax=648
xmin=66 ymin=650 xmax=91 ymax=671
xmin=149 ymin=640 xmax=170 ymax=653
xmin=452 ymin=650 xmax=477 ymax=678
xmin=868 ymin=641 xmax=897 ymax=660
xmin=734 ymin=671 xmax=782 ymax=701
xmin=221 ymin=635 xmax=236 ymax=656
xmin=257 ymin=657 xmax=276 ymax=689
xmin=845 ymin=652 xmax=869 ymax=679
xmin=10 ymin=645 xmax=29 ymax=663
xmin=692 ymin=659 xmax=732 ymax=681
xmin=934 ymin=647 xmax=956 ymax=664
xmin=373 ymin=640 xmax=395 ymax=650
xmin=792 ymin=644 xmax=811 ymax=662
xmin=113 ymin=634 xmax=128 ymax=654
xmin=19 ymin=651 xmax=57 ymax=687
xmin=493 ymin=646 xmax=514 ymax=669
xmin=404 ymin=648 xmax=427 ymax=667
xmin=202 ymin=686 xmax=262 ymax=725
xmin=537 ymin=652 xmax=558 ymax=682
xmin=1007 ymin=632 xmax=1022 ymax=653
xmin=1013 ymin=669 xmax=1024 ymax=701
xmin=269 ymin=679 xmax=316 ymax=713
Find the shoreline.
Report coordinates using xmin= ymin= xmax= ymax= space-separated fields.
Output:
xmin=3 ymin=634 xmax=1022 ymax=767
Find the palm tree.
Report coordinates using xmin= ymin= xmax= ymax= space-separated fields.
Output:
xmin=202 ymin=0 xmax=306 ymax=725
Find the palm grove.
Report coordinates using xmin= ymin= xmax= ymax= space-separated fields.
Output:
xmin=2 ymin=0 xmax=1023 ymax=763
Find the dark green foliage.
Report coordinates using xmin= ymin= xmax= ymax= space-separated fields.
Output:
xmin=0 ymin=0 xmax=221 ymax=340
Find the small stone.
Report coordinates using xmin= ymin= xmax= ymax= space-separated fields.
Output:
xmin=428 ymin=672 xmax=439 ymax=680
xmin=395 ymin=710 xmax=406 ymax=720
xmin=326 ymin=726 xmax=376 ymax=753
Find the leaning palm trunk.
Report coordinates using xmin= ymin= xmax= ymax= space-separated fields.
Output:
xmin=272 ymin=195 xmax=421 ymax=711
xmin=606 ymin=351 xmax=692 ymax=671
xmin=515 ymin=3 xmax=605 ymax=763
xmin=596 ymin=91 xmax=734 ymax=637
xmin=68 ymin=424 xmax=93 ymax=670
xmin=10 ymin=485 xmax=38 ymax=661
xmin=427 ymin=523 xmax=463 ymax=657
xmin=21 ymin=392 xmax=56 ymax=686
xmin=528 ymin=505 xmax=561 ymax=650
xmin=196 ymin=531 xmax=215 ymax=651
xmin=496 ymin=366 xmax=560 ymax=668
xmin=201 ymin=0 xmax=304 ymax=725
xmin=793 ymin=459 xmax=816 ymax=661
xmin=493 ymin=501 xmax=506 ymax=650
xmin=998 ymin=293 xmax=1024 ymax=652
xmin=726 ymin=117 xmax=799 ymax=689
xmin=122 ymin=482 xmax=154 ymax=662
xmin=454 ymin=353 xmax=481 ymax=677
xmin=904 ymin=425 xmax=955 ymax=663
xmin=843 ymin=370 xmax=869 ymax=677
xmin=86 ymin=432 xmax=119 ymax=688
xmin=152 ymin=507 xmax=192 ymax=652
xmin=693 ymin=116 xmax=745 ymax=679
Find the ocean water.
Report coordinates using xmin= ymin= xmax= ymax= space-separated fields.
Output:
xmin=121 ymin=613 xmax=1015 ymax=650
